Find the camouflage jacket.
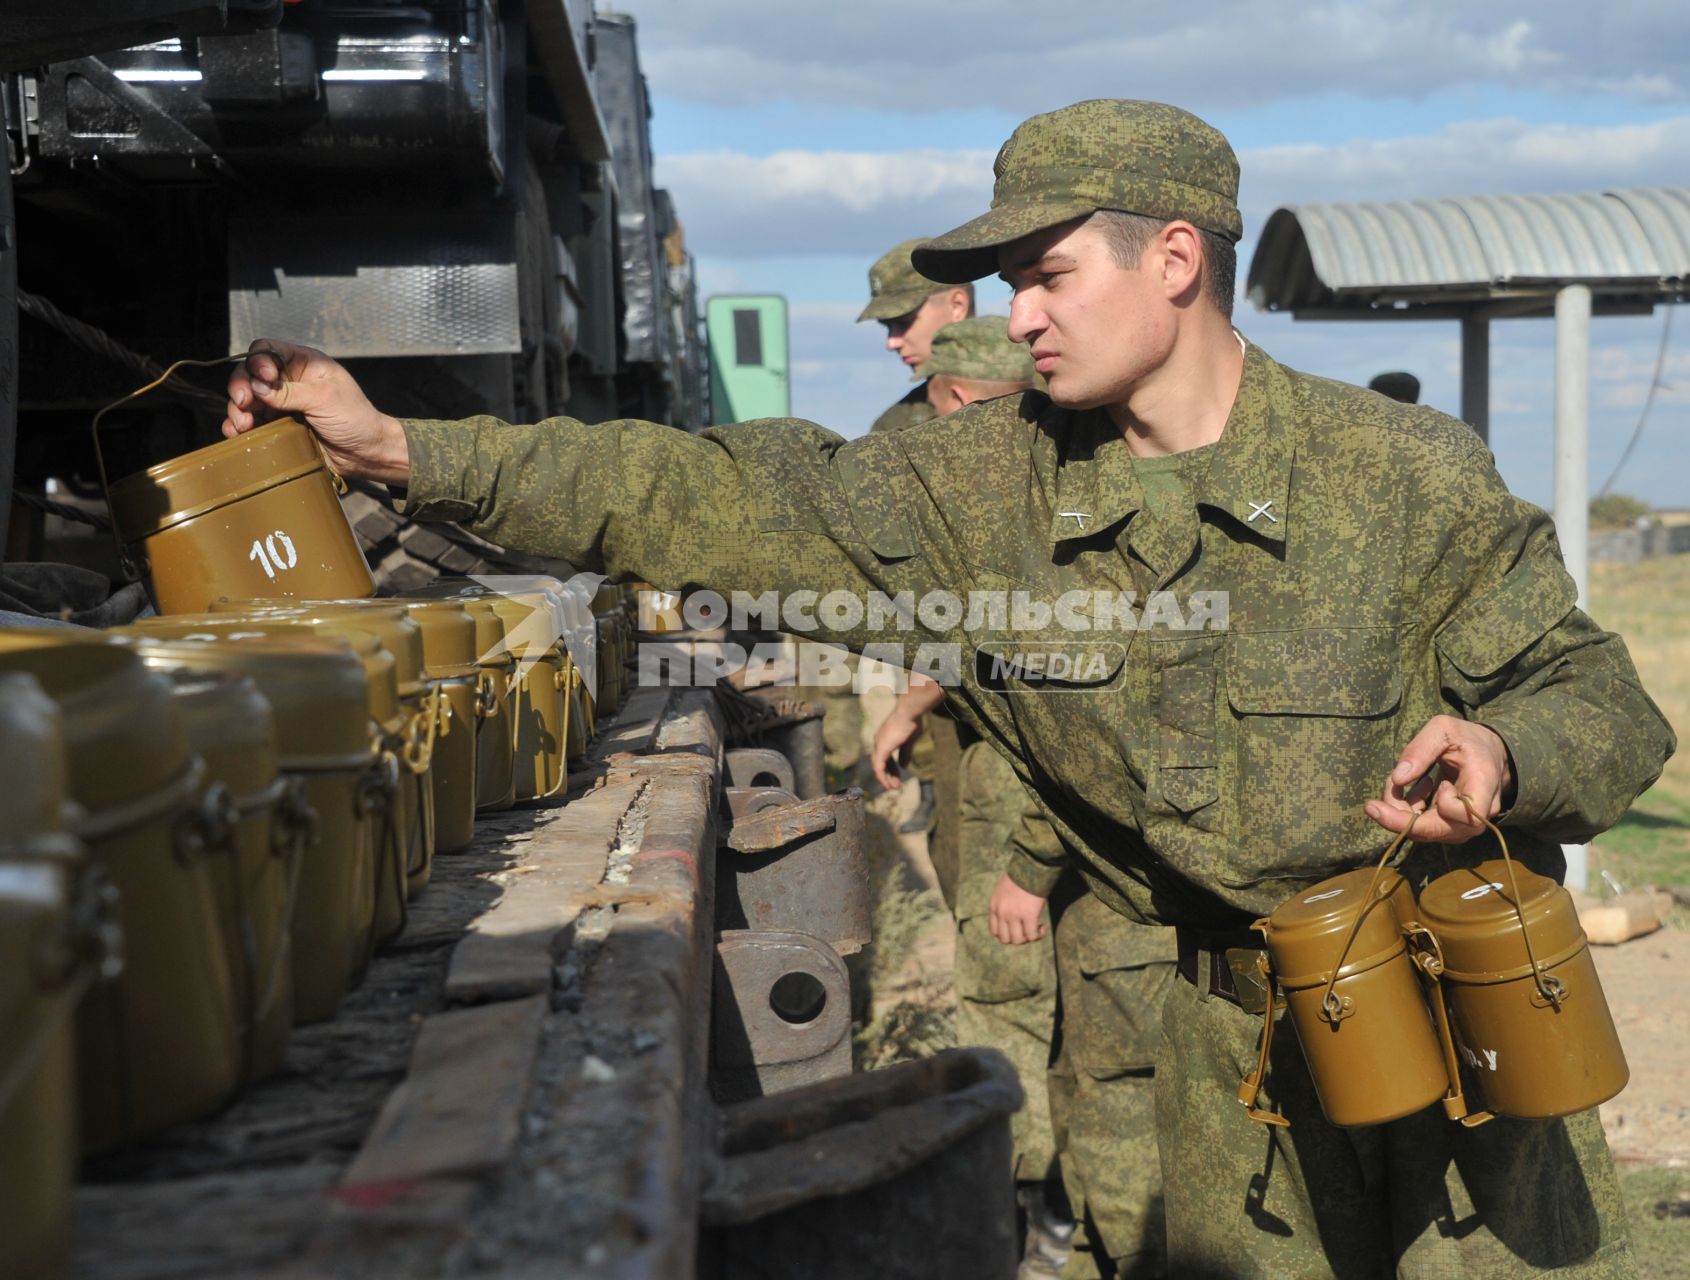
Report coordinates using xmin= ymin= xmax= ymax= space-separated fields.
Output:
xmin=869 ymin=383 xmax=935 ymax=435
xmin=398 ymin=341 xmax=1675 ymax=931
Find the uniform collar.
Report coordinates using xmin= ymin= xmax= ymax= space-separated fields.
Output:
xmin=1048 ymin=340 xmax=1292 ymax=547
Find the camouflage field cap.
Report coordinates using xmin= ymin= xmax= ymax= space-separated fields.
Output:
xmin=912 ymin=99 xmax=1242 ymax=284
xmin=857 ymin=237 xmax=946 ymax=322
xmin=917 ymin=316 xmax=1035 ymax=384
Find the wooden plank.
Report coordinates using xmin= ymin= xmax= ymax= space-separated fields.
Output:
xmin=340 ymin=995 xmax=547 ymax=1189
xmin=591 ymin=685 xmax=671 ymax=760
xmin=443 ymin=777 xmax=643 ymax=1004
xmin=73 ymin=1165 xmax=337 ymax=1280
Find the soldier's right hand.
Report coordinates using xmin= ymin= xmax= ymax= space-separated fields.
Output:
xmin=223 ymin=340 xmax=412 ymax=487
xmin=870 ymin=705 xmax=922 ymax=791
xmin=988 ymin=873 xmax=1048 ymax=946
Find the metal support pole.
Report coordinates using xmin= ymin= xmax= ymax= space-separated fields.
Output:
xmin=1554 ymin=284 xmax=1592 ymax=892
xmin=1460 ymin=314 xmax=1490 ymax=444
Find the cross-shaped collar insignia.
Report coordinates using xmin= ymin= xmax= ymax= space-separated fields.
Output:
xmin=1058 ymin=511 xmax=1090 ymax=530
xmin=1247 ymin=500 xmax=1278 ymax=524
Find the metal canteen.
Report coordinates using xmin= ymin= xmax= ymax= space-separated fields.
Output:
xmin=165 ymin=670 xmax=296 ymax=1086
xmin=1241 ymin=866 xmax=1450 ymax=1129
xmin=444 ymin=597 xmax=518 ymax=812
xmin=0 ymin=671 xmax=99 ymax=1279
xmin=410 ymin=578 xmax=573 ymax=801
xmin=207 ymin=601 xmax=441 ymax=896
xmin=105 ymin=417 xmax=374 ymax=614
xmin=125 ymin=615 xmax=404 ymax=961
xmin=0 ymin=637 xmax=241 ymax=1152
xmin=1415 ymin=857 xmax=1628 ymax=1120
xmin=213 ymin=596 xmax=477 ymax=857
xmin=111 ymin=624 xmax=373 ymax=1024
xmin=589 ymin=582 xmax=625 ymax=712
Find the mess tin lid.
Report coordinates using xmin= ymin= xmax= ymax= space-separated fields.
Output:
xmin=409 ymin=578 xmax=568 ymax=661
xmin=215 ymin=596 xmax=478 ymax=680
xmin=111 ymin=623 xmax=370 ymax=761
xmin=211 ymin=604 xmax=427 ymax=699
xmin=166 ymin=670 xmax=280 ymax=801
xmin=1416 ymin=860 xmax=1585 ymax=982
xmin=107 ymin=417 xmax=328 ymax=542
xmin=0 ymin=670 xmax=78 ymax=859
xmin=0 ymin=638 xmax=192 ymax=818
xmin=1261 ymin=866 xmax=1413 ymax=990
xmin=126 ymin=613 xmax=402 ymax=732
xmin=431 ymin=597 xmax=511 ymax=669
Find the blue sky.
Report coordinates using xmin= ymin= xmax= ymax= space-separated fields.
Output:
xmin=628 ymin=0 xmax=1689 ymax=510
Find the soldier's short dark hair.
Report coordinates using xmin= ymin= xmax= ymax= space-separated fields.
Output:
xmin=1088 ymin=210 xmax=1235 ymax=319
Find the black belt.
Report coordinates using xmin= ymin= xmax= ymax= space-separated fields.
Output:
xmin=1175 ymin=926 xmax=1282 ymax=1015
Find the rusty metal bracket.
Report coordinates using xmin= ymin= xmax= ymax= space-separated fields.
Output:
xmin=724 ymin=747 xmax=795 ymax=795
xmin=716 ymin=789 xmax=870 ymax=956
xmin=723 ymin=786 xmax=798 ymax=819
xmin=726 ymin=793 xmax=836 ymax=854
xmin=712 ymin=929 xmax=853 ymax=1102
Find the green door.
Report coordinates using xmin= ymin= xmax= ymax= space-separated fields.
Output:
xmin=707 ymin=295 xmax=790 ymax=423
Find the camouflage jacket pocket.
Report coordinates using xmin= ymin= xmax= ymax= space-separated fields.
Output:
xmin=1070 ymin=904 xmax=1178 ymax=1078
xmin=1219 ymin=627 xmax=1404 ymax=891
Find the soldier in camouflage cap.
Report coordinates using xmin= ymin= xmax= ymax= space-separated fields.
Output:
xmin=859 ymin=237 xmax=975 ymax=436
xmin=917 ymin=315 xmax=1038 ymax=417
xmin=911 ymin=99 xmax=1241 ymax=284
xmin=230 ymin=96 xmax=1673 ymax=1279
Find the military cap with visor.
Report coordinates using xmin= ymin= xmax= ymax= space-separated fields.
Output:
xmin=858 ymin=237 xmax=949 ymax=322
xmin=917 ymin=316 xmax=1036 ymax=384
xmin=913 ymin=99 xmax=1242 ymax=284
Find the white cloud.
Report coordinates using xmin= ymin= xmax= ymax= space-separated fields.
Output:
xmin=625 ymin=0 xmax=1688 ymax=112
xmin=662 ymin=117 xmax=1690 ymax=263
xmin=1239 ymin=117 xmax=1690 ymax=229
xmin=657 ymin=149 xmax=991 ymax=258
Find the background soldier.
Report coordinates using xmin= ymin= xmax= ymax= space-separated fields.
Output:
xmin=873 ymin=313 xmax=1175 ymax=1280
xmin=852 ymin=237 xmax=973 ymax=835
xmin=872 ymin=315 xmax=1069 ymax=1277
xmin=858 ymin=237 xmax=975 ymax=435
xmin=226 ymin=98 xmax=1674 ymax=1279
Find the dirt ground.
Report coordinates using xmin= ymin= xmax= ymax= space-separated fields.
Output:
xmin=1594 ymin=927 xmax=1690 ymax=1166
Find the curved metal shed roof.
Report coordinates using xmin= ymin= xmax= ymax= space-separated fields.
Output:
xmin=1248 ymin=186 xmax=1690 ymax=316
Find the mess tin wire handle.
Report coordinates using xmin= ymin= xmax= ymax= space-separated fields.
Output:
xmin=1235 ymin=937 xmax=1290 ymax=1127
xmin=1402 ymin=921 xmax=1494 ymax=1127
xmin=1457 ymin=793 xmax=1565 ymax=1009
xmin=1316 ymin=805 xmax=1428 ymax=1023
xmin=91 ymin=349 xmax=347 ymax=574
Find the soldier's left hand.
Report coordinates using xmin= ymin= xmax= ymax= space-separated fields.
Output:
xmin=1365 ymin=715 xmax=1515 ymax=842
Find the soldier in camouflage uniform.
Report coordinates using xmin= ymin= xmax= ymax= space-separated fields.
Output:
xmin=878 ymin=316 xmax=1178 ymax=1280
xmin=853 ymin=239 xmax=973 ymax=830
xmin=869 ymin=316 xmax=1075 ymax=1276
xmin=857 ymin=237 xmax=975 ymax=436
xmin=804 ymin=239 xmax=978 ymax=788
xmin=228 ymin=98 xmax=1675 ymax=1279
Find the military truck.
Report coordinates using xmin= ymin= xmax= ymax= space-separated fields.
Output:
xmin=0 ymin=0 xmax=706 ymax=584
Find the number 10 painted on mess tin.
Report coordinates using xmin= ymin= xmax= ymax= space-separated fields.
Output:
xmin=248 ymin=530 xmax=299 ymax=579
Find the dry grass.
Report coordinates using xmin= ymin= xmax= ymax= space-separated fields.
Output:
xmin=851 ymin=799 xmax=956 ymax=1069
xmin=1587 ymin=557 xmax=1690 ymax=901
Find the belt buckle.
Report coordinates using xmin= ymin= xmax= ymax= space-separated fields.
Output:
xmin=1225 ymin=948 xmax=1275 ymax=1016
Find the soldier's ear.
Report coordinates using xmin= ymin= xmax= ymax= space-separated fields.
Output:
xmin=945 ymin=287 xmax=971 ymax=320
xmin=1159 ymin=222 xmax=1204 ymax=304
